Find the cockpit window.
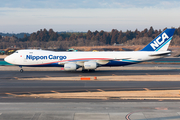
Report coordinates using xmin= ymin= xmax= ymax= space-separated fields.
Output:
xmin=15 ymin=51 xmax=18 ymax=53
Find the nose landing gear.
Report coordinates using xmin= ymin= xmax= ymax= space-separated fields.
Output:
xmin=20 ymin=69 xmax=23 ymax=73
xmin=19 ymin=66 xmax=24 ymax=73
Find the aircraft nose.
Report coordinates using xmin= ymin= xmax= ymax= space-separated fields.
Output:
xmin=4 ymin=56 xmax=12 ymax=63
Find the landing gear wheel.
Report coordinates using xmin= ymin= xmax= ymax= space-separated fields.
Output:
xmin=89 ymin=69 xmax=95 ymax=72
xmin=20 ymin=69 xmax=23 ymax=73
xmin=82 ymin=69 xmax=88 ymax=73
xmin=82 ymin=67 xmax=88 ymax=72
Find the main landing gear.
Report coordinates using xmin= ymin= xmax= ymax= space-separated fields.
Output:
xmin=19 ymin=66 xmax=24 ymax=73
xmin=82 ymin=67 xmax=95 ymax=72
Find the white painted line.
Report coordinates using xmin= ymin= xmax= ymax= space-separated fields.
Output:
xmin=177 ymin=112 xmax=180 ymax=115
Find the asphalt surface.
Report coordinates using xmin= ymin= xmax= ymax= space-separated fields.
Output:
xmin=1 ymin=80 xmax=180 ymax=94
xmin=0 ymin=64 xmax=180 ymax=120
xmin=1 ymin=80 xmax=180 ymax=102
xmin=1 ymin=64 xmax=180 ymax=77
xmin=0 ymin=102 xmax=180 ymax=120
xmin=153 ymin=57 xmax=180 ymax=62
xmin=0 ymin=64 xmax=180 ymax=102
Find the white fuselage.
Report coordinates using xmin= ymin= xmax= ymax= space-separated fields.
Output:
xmin=4 ymin=49 xmax=168 ymax=68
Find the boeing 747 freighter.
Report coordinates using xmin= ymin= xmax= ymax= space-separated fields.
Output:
xmin=5 ymin=28 xmax=175 ymax=72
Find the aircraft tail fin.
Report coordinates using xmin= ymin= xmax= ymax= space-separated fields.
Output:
xmin=140 ymin=28 xmax=175 ymax=51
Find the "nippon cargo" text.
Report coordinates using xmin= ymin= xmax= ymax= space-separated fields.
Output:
xmin=26 ymin=55 xmax=67 ymax=61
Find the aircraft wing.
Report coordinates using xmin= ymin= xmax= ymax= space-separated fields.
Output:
xmin=58 ymin=57 xmax=131 ymax=65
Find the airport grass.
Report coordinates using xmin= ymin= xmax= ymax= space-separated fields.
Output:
xmin=16 ymin=75 xmax=180 ymax=81
xmin=12 ymin=89 xmax=180 ymax=100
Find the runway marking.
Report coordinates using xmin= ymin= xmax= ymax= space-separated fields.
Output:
xmin=17 ymin=75 xmax=180 ymax=81
xmin=14 ymin=77 xmax=18 ymax=80
xmin=143 ymin=88 xmax=150 ymax=91
xmin=155 ymin=107 xmax=168 ymax=110
xmin=11 ymin=89 xmax=180 ymax=100
xmin=31 ymin=113 xmax=41 ymax=120
xmin=125 ymin=111 xmax=141 ymax=120
xmin=81 ymin=77 xmax=91 ymax=80
xmin=97 ymin=89 xmax=105 ymax=92
xmin=5 ymin=93 xmax=13 ymax=95
xmin=51 ymin=91 xmax=59 ymax=93
xmin=125 ymin=112 xmax=135 ymax=120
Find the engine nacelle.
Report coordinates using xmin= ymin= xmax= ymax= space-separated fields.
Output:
xmin=64 ymin=63 xmax=78 ymax=71
xmin=84 ymin=62 xmax=97 ymax=70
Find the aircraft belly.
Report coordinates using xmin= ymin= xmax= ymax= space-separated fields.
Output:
xmin=104 ymin=60 xmax=137 ymax=66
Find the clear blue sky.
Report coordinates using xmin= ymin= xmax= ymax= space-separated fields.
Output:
xmin=0 ymin=0 xmax=180 ymax=33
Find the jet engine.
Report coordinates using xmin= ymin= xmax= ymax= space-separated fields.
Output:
xmin=84 ymin=62 xmax=97 ymax=70
xmin=64 ymin=63 xmax=78 ymax=71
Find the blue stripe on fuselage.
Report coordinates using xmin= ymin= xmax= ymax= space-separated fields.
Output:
xmin=104 ymin=60 xmax=139 ymax=66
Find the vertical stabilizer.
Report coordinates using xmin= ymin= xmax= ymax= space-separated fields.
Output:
xmin=141 ymin=28 xmax=175 ymax=51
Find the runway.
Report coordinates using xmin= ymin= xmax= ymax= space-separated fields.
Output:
xmin=0 ymin=64 xmax=180 ymax=102
xmin=1 ymin=80 xmax=180 ymax=95
xmin=1 ymin=64 xmax=180 ymax=119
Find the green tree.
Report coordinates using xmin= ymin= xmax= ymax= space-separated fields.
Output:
xmin=87 ymin=30 xmax=92 ymax=40
xmin=21 ymin=34 xmax=28 ymax=42
xmin=69 ymin=33 xmax=77 ymax=40
xmin=43 ymin=29 xmax=49 ymax=42
xmin=125 ymin=30 xmax=131 ymax=40
xmin=134 ymin=29 xmax=140 ymax=39
xmin=94 ymin=33 xmax=100 ymax=41
xmin=106 ymin=33 xmax=111 ymax=44
xmin=49 ymin=32 xmax=58 ymax=41
xmin=117 ymin=31 xmax=124 ymax=44
xmin=148 ymin=26 xmax=154 ymax=37
xmin=93 ymin=30 xmax=99 ymax=36
xmin=142 ymin=28 xmax=148 ymax=37
xmin=29 ymin=33 xmax=37 ymax=41
xmin=57 ymin=36 xmax=63 ymax=41
xmin=48 ymin=29 xmax=54 ymax=36
xmin=111 ymin=29 xmax=118 ymax=44
xmin=78 ymin=33 xmax=84 ymax=39
xmin=122 ymin=36 xmax=127 ymax=43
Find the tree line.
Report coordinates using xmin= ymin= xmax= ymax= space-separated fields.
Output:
xmin=1 ymin=26 xmax=180 ymax=50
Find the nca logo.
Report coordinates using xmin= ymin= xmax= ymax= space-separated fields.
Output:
xmin=150 ymin=33 xmax=169 ymax=50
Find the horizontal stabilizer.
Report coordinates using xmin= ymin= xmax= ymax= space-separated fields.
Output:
xmin=149 ymin=51 xmax=171 ymax=56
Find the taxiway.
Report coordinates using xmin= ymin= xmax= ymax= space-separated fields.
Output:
xmin=0 ymin=64 xmax=180 ymax=120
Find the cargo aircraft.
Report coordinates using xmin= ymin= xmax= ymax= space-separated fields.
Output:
xmin=5 ymin=28 xmax=175 ymax=72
